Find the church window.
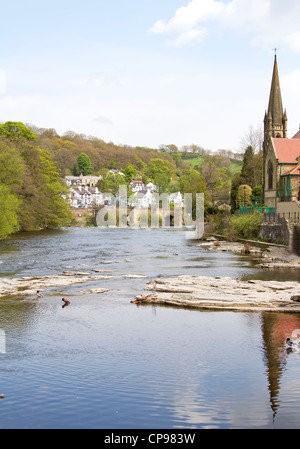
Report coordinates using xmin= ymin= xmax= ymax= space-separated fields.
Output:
xmin=268 ymin=161 xmax=273 ymax=190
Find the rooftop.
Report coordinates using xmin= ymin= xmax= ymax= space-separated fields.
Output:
xmin=272 ymin=137 xmax=300 ymax=164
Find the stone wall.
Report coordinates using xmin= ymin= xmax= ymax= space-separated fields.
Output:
xmin=259 ymin=219 xmax=300 ymax=255
xmin=259 ymin=218 xmax=290 ymax=246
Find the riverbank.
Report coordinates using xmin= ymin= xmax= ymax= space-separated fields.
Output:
xmin=197 ymin=237 xmax=300 ymax=269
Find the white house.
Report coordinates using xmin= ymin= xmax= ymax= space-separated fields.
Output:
xmin=129 ymin=179 xmax=145 ymax=192
xmin=145 ymin=182 xmax=157 ymax=192
xmin=128 ymin=189 xmax=154 ymax=208
xmin=169 ymin=192 xmax=183 ymax=206
xmin=69 ymin=186 xmax=103 ymax=208
xmin=65 ymin=174 xmax=102 ymax=187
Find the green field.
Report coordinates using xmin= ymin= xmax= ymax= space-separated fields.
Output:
xmin=184 ymin=154 xmax=242 ymax=173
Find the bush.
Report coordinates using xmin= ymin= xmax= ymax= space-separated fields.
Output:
xmin=231 ymin=211 xmax=263 ymax=240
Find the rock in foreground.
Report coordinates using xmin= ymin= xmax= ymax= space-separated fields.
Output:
xmin=132 ymin=275 xmax=300 ymax=313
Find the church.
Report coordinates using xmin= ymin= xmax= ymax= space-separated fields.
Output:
xmin=263 ymin=55 xmax=300 ymax=213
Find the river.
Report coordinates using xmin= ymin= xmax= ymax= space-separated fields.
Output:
xmin=0 ymin=226 xmax=300 ymax=429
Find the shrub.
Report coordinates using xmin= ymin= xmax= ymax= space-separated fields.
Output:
xmin=231 ymin=211 xmax=263 ymax=240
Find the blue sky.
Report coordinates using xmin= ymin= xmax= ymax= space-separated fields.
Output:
xmin=1 ymin=0 xmax=300 ymax=152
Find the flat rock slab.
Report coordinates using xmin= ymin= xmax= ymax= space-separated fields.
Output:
xmin=132 ymin=275 xmax=300 ymax=313
xmin=0 ymin=274 xmax=105 ymax=298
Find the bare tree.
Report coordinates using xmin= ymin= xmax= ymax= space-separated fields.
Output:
xmin=240 ymin=125 xmax=263 ymax=153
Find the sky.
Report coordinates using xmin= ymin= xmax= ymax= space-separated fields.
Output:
xmin=1 ymin=0 xmax=300 ymax=152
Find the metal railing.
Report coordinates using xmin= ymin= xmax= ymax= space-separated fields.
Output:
xmin=264 ymin=212 xmax=300 ymax=223
xmin=239 ymin=205 xmax=275 ymax=215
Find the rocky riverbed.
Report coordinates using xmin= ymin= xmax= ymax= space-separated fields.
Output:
xmin=132 ymin=275 xmax=300 ymax=313
xmin=197 ymin=238 xmax=300 ymax=269
xmin=131 ymin=238 xmax=300 ymax=313
xmin=0 ymin=270 xmax=149 ymax=299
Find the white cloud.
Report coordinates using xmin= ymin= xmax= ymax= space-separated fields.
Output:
xmin=149 ymin=0 xmax=300 ymax=53
xmin=150 ymin=0 xmax=223 ymax=34
xmin=150 ymin=0 xmax=224 ymax=46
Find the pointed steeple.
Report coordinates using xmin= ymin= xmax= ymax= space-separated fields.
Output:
xmin=264 ymin=55 xmax=287 ymax=139
xmin=268 ymin=55 xmax=283 ymax=125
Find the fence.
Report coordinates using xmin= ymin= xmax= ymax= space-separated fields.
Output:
xmin=239 ymin=205 xmax=276 ymax=215
xmin=263 ymin=212 xmax=300 ymax=223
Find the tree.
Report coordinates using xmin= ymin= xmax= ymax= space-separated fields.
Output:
xmin=0 ymin=144 xmax=24 ymax=191
xmin=17 ymin=145 xmax=72 ymax=231
xmin=240 ymin=146 xmax=255 ymax=187
xmin=159 ymin=144 xmax=178 ymax=154
xmin=99 ymin=172 xmax=126 ymax=196
xmin=77 ymin=153 xmax=92 ymax=175
xmin=251 ymin=185 xmax=262 ymax=204
xmin=230 ymin=173 xmax=242 ymax=212
xmin=37 ymin=148 xmax=73 ymax=227
xmin=124 ymin=164 xmax=138 ymax=183
xmin=201 ymin=159 xmax=223 ymax=206
xmin=0 ymin=185 xmax=20 ymax=238
xmin=146 ymin=158 xmax=175 ymax=192
xmin=236 ymin=185 xmax=252 ymax=208
xmin=240 ymin=125 xmax=263 ymax=153
xmin=179 ymin=169 xmax=211 ymax=218
xmin=0 ymin=121 xmax=37 ymax=142
xmin=239 ymin=145 xmax=263 ymax=188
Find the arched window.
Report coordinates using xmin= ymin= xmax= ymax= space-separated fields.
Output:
xmin=268 ymin=161 xmax=273 ymax=190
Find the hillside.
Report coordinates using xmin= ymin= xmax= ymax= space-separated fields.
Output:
xmin=182 ymin=154 xmax=242 ymax=174
xmin=29 ymin=126 xmax=242 ymax=178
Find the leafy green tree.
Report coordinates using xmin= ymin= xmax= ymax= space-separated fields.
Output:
xmin=201 ymin=159 xmax=231 ymax=206
xmin=0 ymin=144 xmax=24 ymax=191
xmin=0 ymin=185 xmax=20 ymax=238
xmin=38 ymin=148 xmax=73 ymax=227
xmin=99 ymin=172 xmax=126 ymax=196
xmin=240 ymin=146 xmax=262 ymax=188
xmin=179 ymin=169 xmax=211 ymax=218
xmin=230 ymin=173 xmax=242 ymax=212
xmin=77 ymin=153 xmax=92 ymax=175
xmin=17 ymin=145 xmax=72 ymax=231
xmin=109 ymin=161 xmax=116 ymax=170
xmin=124 ymin=164 xmax=138 ymax=184
xmin=236 ymin=184 xmax=252 ymax=208
xmin=0 ymin=121 xmax=37 ymax=142
xmin=251 ymin=185 xmax=262 ymax=204
xmin=146 ymin=158 xmax=175 ymax=192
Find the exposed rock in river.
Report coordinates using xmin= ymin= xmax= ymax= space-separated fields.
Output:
xmin=132 ymin=275 xmax=300 ymax=313
xmin=0 ymin=274 xmax=102 ymax=298
xmin=197 ymin=240 xmax=300 ymax=269
xmin=0 ymin=271 xmax=148 ymax=299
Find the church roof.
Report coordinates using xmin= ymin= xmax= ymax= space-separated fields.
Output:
xmin=272 ymin=138 xmax=300 ymax=164
xmin=282 ymin=164 xmax=300 ymax=176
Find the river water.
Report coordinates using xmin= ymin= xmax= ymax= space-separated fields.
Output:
xmin=0 ymin=227 xmax=300 ymax=429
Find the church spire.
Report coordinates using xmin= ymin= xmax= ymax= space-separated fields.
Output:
xmin=264 ymin=55 xmax=287 ymax=139
xmin=268 ymin=55 xmax=283 ymax=125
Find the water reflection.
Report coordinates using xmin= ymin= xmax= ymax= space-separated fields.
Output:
xmin=261 ymin=313 xmax=300 ymax=427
